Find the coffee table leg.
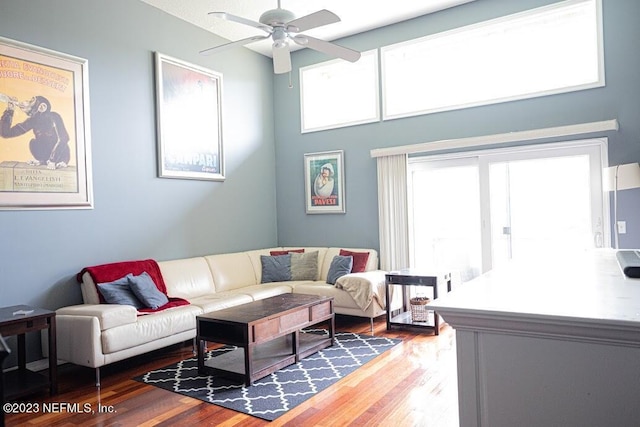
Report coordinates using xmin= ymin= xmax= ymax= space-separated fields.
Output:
xmin=197 ymin=338 xmax=205 ymax=374
xmin=329 ymin=315 xmax=335 ymax=346
xmin=244 ymin=344 xmax=252 ymax=386
xmin=293 ymin=331 xmax=299 ymax=362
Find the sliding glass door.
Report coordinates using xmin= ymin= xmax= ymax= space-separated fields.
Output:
xmin=408 ymin=139 xmax=608 ymax=281
xmin=408 ymin=158 xmax=482 ymax=282
xmin=488 ymin=153 xmax=597 ymax=268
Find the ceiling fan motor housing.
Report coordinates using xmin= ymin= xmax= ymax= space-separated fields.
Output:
xmin=259 ymin=8 xmax=296 ymax=27
xmin=202 ymin=5 xmax=360 ymax=75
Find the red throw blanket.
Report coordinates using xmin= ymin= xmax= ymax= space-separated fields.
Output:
xmin=77 ymin=259 xmax=189 ymax=313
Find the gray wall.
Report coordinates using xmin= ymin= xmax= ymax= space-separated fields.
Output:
xmin=1 ymin=0 xmax=639 ymax=362
xmin=0 ymin=0 xmax=277 ymax=315
xmin=274 ymin=0 xmax=640 ymax=250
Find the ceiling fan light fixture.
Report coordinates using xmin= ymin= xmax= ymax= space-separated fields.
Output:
xmin=293 ymin=35 xmax=308 ymax=46
xmin=273 ymin=39 xmax=288 ymax=49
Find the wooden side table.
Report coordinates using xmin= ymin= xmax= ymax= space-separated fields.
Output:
xmin=385 ymin=269 xmax=451 ymax=334
xmin=0 ymin=305 xmax=57 ymax=399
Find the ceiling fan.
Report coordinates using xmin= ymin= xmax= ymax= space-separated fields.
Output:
xmin=200 ymin=0 xmax=361 ymax=74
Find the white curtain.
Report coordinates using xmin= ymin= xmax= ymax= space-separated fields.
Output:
xmin=376 ymin=154 xmax=409 ymax=271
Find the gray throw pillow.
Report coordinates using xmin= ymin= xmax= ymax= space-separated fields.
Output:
xmin=326 ymin=255 xmax=353 ymax=285
xmin=261 ymin=254 xmax=292 ymax=283
xmin=97 ymin=274 xmax=145 ymax=309
xmin=291 ymin=251 xmax=318 ymax=281
xmin=128 ymin=271 xmax=169 ymax=309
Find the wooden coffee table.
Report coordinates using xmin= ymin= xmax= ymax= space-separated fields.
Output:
xmin=197 ymin=293 xmax=334 ymax=386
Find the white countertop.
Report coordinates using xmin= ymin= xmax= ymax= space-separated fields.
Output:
xmin=429 ymin=249 xmax=640 ymax=343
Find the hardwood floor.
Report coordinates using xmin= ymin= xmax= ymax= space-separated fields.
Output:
xmin=4 ymin=316 xmax=459 ymax=427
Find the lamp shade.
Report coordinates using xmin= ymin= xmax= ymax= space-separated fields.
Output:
xmin=603 ymin=162 xmax=640 ymax=191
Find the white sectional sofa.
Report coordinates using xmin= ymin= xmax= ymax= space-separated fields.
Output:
xmin=54 ymin=247 xmax=387 ymax=385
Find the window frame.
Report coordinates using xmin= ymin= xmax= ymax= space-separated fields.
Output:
xmin=299 ymin=49 xmax=380 ymax=133
xmin=381 ymin=0 xmax=604 ymax=121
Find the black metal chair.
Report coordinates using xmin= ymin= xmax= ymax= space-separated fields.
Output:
xmin=0 ymin=334 xmax=10 ymax=427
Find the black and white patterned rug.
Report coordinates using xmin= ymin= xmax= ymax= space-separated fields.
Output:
xmin=135 ymin=330 xmax=401 ymax=421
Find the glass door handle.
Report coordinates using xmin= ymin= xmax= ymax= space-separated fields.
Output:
xmin=594 ymin=231 xmax=603 ymax=248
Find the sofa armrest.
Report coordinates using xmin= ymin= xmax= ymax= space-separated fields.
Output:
xmin=57 ymin=304 xmax=137 ymax=331
xmin=335 ymin=270 xmax=388 ymax=310
xmin=54 ymin=314 xmax=105 ymax=368
xmin=335 ymin=270 xmax=386 ymax=287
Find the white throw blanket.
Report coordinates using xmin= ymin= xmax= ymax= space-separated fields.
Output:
xmin=335 ymin=270 xmax=389 ymax=311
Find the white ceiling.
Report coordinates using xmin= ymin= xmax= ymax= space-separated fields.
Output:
xmin=140 ymin=0 xmax=475 ymax=57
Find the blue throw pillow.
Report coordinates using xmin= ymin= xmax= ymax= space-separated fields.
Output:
xmin=97 ymin=274 xmax=145 ymax=309
xmin=128 ymin=271 xmax=169 ymax=309
xmin=261 ymin=254 xmax=292 ymax=283
xmin=327 ymin=255 xmax=353 ymax=285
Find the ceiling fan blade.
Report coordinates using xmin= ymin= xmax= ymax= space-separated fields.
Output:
xmin=286 ymin=9 xmax=340 ymax=33
xmin=293 ymin=35 xmax=361 ymax=62
xmin=272 ymin=44 xmax=292 ymax=74
xmin=200 ymin=35 xmax=270 ymax=55
xmin=209 ymin=12 xmax=272 ymax=33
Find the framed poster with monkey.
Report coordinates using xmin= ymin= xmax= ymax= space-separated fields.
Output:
xmin=0 ymin=36 xmax=93 ymax=210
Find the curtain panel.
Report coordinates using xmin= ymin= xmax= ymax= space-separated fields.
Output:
xmin=376 ymin=154 xmax=409 ymax=271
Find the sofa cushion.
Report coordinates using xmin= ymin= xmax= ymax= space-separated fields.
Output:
xmin=260 ymin=254 xmax=292 ymax=283
xmin=79 ymin=272 xmax=101 ymax=304
xmin=206 ymin=252 xmax=259 ymax=292
xmin=292 ymin=282 xmax=365 ymax=310
xmin=158 ymin=257 xmax=215 ymax=300
xmin=129 ymin=272 xmax=169 ymax=309
xmin=101 ymin=305 xmax=202 ymax=354
xmin=327 ymin=255 xmax=353 ymax=285
xmin=291 ymin=251 xmax=319 ymax=281
xmin=189 ymin=293 xmax=254 ymax=313
xmin=235 ymin=283 xmax=294 ymax=301
xmin=339 ymin=249 xmax=370 ymax=273
xmin=97 ymin=275 xmax=145 ymax=309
